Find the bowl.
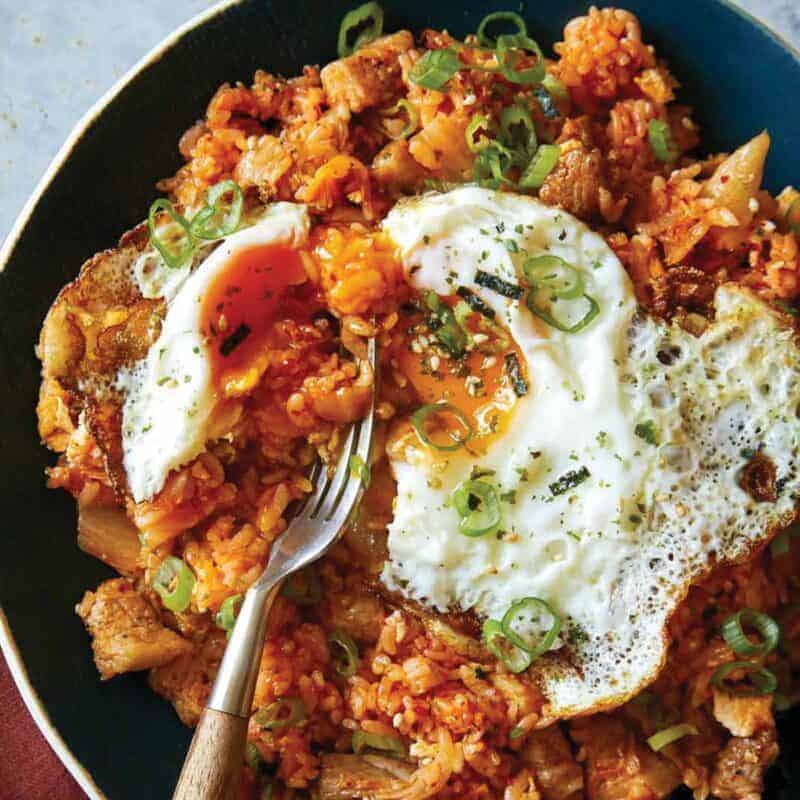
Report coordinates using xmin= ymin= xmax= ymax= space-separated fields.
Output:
xmin=1 ymin=0 xmax=799 ymax=797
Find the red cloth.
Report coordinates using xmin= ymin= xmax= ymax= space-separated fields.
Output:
xmin=0 ymin=651 xmax=87 ymax=800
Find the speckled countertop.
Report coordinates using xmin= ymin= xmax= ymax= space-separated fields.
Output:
xmin=0 ymin=0 xmax=798 ymax=244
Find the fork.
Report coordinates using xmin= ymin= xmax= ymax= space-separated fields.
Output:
xmin=173 ymin=338 xmax=377 ymax=800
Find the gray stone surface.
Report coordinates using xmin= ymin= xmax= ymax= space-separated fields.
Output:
xmin=1 ymin=0 xmax=798 ymax=245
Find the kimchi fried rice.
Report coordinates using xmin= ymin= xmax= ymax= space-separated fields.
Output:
xmin=35 ymin=5 xmax=800 ymax=799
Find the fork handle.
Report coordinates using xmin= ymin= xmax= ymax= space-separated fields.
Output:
xmin=172 ymin=579 xmax=282 ymax=800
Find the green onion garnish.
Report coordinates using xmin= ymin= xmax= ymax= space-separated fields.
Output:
xmin=501 ymin=597 xmax=561 ymax=657
xmin=519 ymin=143 xmax=560 ymax=189
xmin=634 ymin=420 xmax=660 ymax=446
xmin=329 ymin=630 xmax=360 ymax=677
xmin=509 ymin=725 xmax=526 ymax=740
xmin=281 ymin=567 xmax=323 ymax=606
xmin=190 ymin=180 xmax=244 ymax=240
xmin=526 ymin=287 xmax=600 ymax=333
xmin=648 ymin=119 xmax=680 ymax=163
xmin=381 ymin=99 xmax=419 ymax=140
xmin=423 ymin=290 xmax=469 ymax=357
xmin=452 ymin=479 xmax=502 ymax=537
xmin=253 ymin=697 xmax=307 ymax=730
xmin=411 ymin=402 xmax=474 ymax=452
xmin=483 ymin=618 xmax=532 ymax=673
xmin=786 ymin=197 xmax=800 ymax=235
xmin=472 ymin=142 xmax=514 ymax=187
xmin=152 ymin=556 xmax=195 ymax=612
xmin=245 ymin=742 xmax=266 ymax=773
xmin=646 ymin=723 xmax=699 ymax=752
xmin=475 ymin=269 xmax=523 ymax=300
xmin=541 ymin=73 xmax=569 ymax=103
xmin=352 ymin=731 xmax=407 ymax=758
xmin=549 ymin=466 xmax=590 ymax=496
xmin=348 ymin=454 xmax=371 ymax=488
xmin=495 ymin=34 xmax=545 ymax=86
xmin=409 ymin=48 xmax=462 ymax=90
xmin=711 ymin=661 xmax=777 ymax=696
xmin=337 ymin=1 xmax=384 ymax=58
xmin=466 ymin=114 xmax=494 ymax=153
xmin=476 ymin=11 xmax=527 ymax=48
xmin=721 ymin=609 xmax=780 ymax=657
xmin=522 ymin=254 xmax=584 ymax=299
xmin=504 ymin=352 xmax=528 ymax=396
xmin=499 ymin=104 xmax=537 ymax=164
xmin=148 ymin=199 xmax=194 ymax=270
xmin=215 ymin=593 xmax=243 ymax=633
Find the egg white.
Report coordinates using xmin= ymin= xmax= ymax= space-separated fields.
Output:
xmin=119 ymin=203 xmax=310 ymax=503
xmin=383 ymin=188 xmax=800 ymax=716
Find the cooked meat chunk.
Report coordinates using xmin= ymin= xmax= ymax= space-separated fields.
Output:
xmin=709 ymin=728 xmax=779 ymax=800
xmin=76 ymin=578 xmax=191 ymax=680
xmin=712 ymin=688 xmax=774 ymax=737
xmin=539 ymin=142 xmax=608 ymax=221
xmin=521 ymin=725 xmax=583 ymax=800
xmin=320 ymin=32 xmax=413 ymax=113
xmin=317 ymin=754 xmax=414 ymax=799
xmin=149 ymin=629 xmax=226 ymax=726
xmin=570 ymin=714 xmax=682 ymax=800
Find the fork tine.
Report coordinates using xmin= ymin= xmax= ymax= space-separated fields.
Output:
xmin=311 ymin=421 xmax=359 ymax=520
xmin=295 ymin=458 xmax=329 ymax=521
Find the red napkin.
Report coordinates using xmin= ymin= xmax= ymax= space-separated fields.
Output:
xmin=0 ymin=651 xmax=87 ymax=800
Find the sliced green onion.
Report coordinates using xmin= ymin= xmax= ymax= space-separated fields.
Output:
xmin=329 ymin=630 xmax=360 ymax=677
xmin=352 ymin=731 xmax=407 ymax=758
xmin=519 ymin=144 xmax=560 ymax=189
xmin=254 ymin=697 xmax=307 ymax=731
xmin=215 ymin=593 xmax=243 ymax=633
xmin=381 ymin=99 xmax=419 ymax=140
xmin=411 ymin=402 xmax=474 ymax=452
xmin=527 ymin=287 xmax=600 ymax=333
xmin=423 ymin=290 xmax=469 ymax=357
xmin=349 ymin=454 xmax=371 ymax=488
xmin=541 ymin=73 xmax=569 ymax=103
xmin=245 ymin=742 xmax=267 ymax=774
xmin=523 ymin=255 xmax=584 ymax=299
xmin=496 ymin=34 xmax=545 ymax=86
xmin=509 ymin=725 xmax=526 ymax=740
xmin=786 ymin=197 xmax=800 ymax=236
xmin=409 ymin=48 xmax=462 ymax=90
xmin=466 ymin=114 xmax=494 ymax=153
xmin=476 ymin=11 xmax=527 ymax=48
xmin=472 ymin=142 xmax=514 ymax=187
xmin=475 ymin=269 xmax=523 ymax=300
xmin=499 ymin=104 xmax=537 ymax=164
xmin=646 ymin=723 xmax=699 ymax=752
xmin=281 ymin=567 xmax=322 ymax=606
xmin=152 ymin=556 xmax=195 ymax=612
xmin=337 ymin=1 xmax=384 ymax=58
xmin=501 ymin=597 xmax=561 ymax=657
xmin=148 ymin=199 xmax=194 ymax=270
xmin=190 ymin=180 xmax=244 ymax=240
xmin=452 ymin=479 xmax=502 ymax=537
xmin=721 ymin=609 xmax=780 ymax=657
xmin=483 ymin=619 xmax=532 ymax=673
xmin=648 ymin=119 xmax=680 ymax=163
xmin=711 ymin=661 xmax=778 ymax=696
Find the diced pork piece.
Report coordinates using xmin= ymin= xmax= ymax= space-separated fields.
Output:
xmin=712 ymin=688 xmax=774 ymax=738
xmin=317 ymin=754 xmax=414 ymax=799
xmin=709 ymin=728 xmax=779 ymax=800
xmin=570 ymin=714 xmax=682 ymax=800
xmin=76 ymin=578 xmax=191 ymax=680
xmin=521 ymin=725 xmax=584 ymax=800
xmin=320 ymin=32 xmax=413 ymax=113
xmin=149 ymin=629 xmax=226 ymax=726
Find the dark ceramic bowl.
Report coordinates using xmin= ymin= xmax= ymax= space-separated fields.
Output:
xmin=1 ymin=1 xmax=799 ymax=797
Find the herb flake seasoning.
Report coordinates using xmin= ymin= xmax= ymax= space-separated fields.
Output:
xmin=549 ymin=466 xmax=590 ymax=496
xmin=220 ymin=322 xmax=252 ymax=357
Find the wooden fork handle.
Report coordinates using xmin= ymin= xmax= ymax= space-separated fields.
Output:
xmin=172 ymin=707 xmax=249 ymax=800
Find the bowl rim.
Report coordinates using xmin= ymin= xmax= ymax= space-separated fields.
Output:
xmin=1 ymin=0 xmax=799 ymax=797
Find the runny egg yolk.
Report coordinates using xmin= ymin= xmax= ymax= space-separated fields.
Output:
xmin=199 ymin=243 xmax=320 ymax=396
xmin=394 ymin=298 xmax=523 ymax=448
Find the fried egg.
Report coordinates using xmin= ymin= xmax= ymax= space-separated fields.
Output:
xmin=382 ymin=187 xmax=800 ymax=716
xmin=119 ymin=203 xmax=310 ymax=503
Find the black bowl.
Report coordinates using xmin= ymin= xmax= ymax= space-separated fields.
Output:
xmin=1 ymin=0 xmax=799 ymax=797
